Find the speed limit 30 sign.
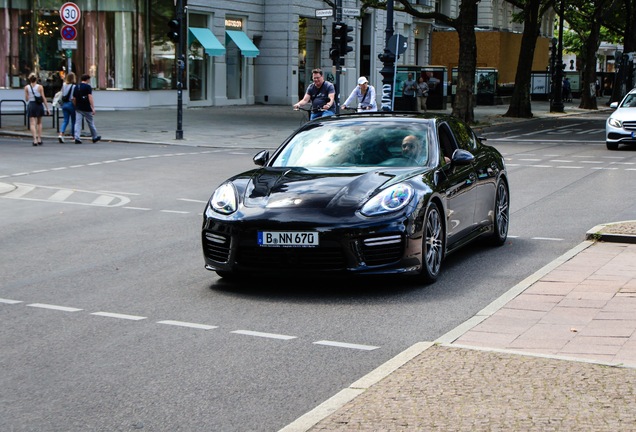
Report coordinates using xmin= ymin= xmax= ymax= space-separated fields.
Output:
xmin=60 ymin=2 xmax=81 ymax=26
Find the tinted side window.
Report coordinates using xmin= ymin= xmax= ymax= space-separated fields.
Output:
xmin=448 ymin=119 xmax=476 ymax=151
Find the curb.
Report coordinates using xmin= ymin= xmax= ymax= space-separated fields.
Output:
xmin=586 ymin=220 xmax=636 ymax=244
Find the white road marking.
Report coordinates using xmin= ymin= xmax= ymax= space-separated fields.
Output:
xmin=313 ymin=340 xmax=380 ymax=351
xmin=122 ymin=206 xmax=152 ymax=210
xmin=32 ymin=169 xmax=49 ymax=173
xmin=92 ymin=195 xmax=115 ymax=206
xmin=102 ymin=160 xmax=117 ymax=163
xmin=507 ymin=235 xmax=519 ymax=238
xmin=51 ymin=167 xmax=67 ymax=171
xmin=531 ymin=237 xmax=564 ymax=241
xmin=575 ymin=129 xmax=604 ymax=134
xmin=27 ymin=303 xmax=82 ymax=312
xmin=602 ymin=156 xmax=624 ymax=159
xmin=160 ymin=210 xmax=190 ymax=214
xmin=178 ymin=198 xmax=208 ymax=203
xmin=12 ymin=173 xmax=28 ymax=176
xmin=69 ymin=165 xmax=85 ymax=168
xmin=556 ymin=166 xmax=583 ymax=169
xmin=91 ymin=312 xmax=147 ymax=321
xmin=580 ymin=161 xmax=603 ymax=163
xmin=0 ymin=298 xmax=23 ymax=304
xmin=627 ymin=169 xmax=636 ymax=171
xmin=157 ymin=320 xmax=218 ymax=330
xmin=529 ymin=165 xmax=553 ymax=168
xmin=523 ymin=123 xmax=584 ymax=136
xmin=610 ymin=162 xmax=635 ymax=165
xmin=97 ymin=190 xmax=141 ymax=195
xmin=519 ymin=158 xmax=541 ymax=161
xmin=592 ymin=167 xmax=619 ymax=170
xmin=505 ymin=163 xmax=521 ymax=166
xmin=549 ymin=160 xmax=572 ymax=163
xmin=231 ymin=330 xmax=297 ymax=340
xmin=48 ymin=189 xmax=74 ymax=202
xmin=5 ymin=185 xmax=35 ymax=198
xmin=87 ymin=162 xmax=102 ymax=166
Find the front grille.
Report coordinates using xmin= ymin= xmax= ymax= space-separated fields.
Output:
xmin=236 ymin=246 xmax=347 ymax=270
xmin=622 ymin=121 xmax=636 ymax=131
xmin=359 ymin=235 xmax=404 ymax=266
xmin=202 ymin=232 xmax=231 ymax=263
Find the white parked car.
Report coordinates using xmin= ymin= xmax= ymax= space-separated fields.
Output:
xmin=606 ymin=88 xmax=636 ymax=150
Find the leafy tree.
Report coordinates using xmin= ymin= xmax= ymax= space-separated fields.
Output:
xmin=503 ymin=0 xmax=555 ymax=118
xmin=562 ymin=0 xmax=620 ymax=109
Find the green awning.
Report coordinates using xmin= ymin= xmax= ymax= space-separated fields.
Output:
xmin=225 ymin=30 xmax=260 ymax=57
xmin=188 ymin=27 xmax=225 ymax=56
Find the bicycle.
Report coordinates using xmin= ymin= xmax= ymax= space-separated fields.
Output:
xmin=293 ymin=106 xmax=312 ymax=126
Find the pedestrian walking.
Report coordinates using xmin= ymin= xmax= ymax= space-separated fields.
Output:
xmin=73 ymin=74 xmax=101 ymax=144
xmin=341 ymin=76 xmax=377 ymax=112
xmin=293 ymin=68 xmax=336 ymax=120
xmin=401 ymin=73 xmax=417 ymax=111
xmin=58 ymin=72 xmax=76 ymax=143
xmin=416 ymin=76 xmax=429 ymax=112
xmin=24 ymin=73 xmax=49 ymax=146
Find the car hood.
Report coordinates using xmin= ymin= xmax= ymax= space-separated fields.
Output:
xmin=241 ymin=167 xmax=420 ymax=213
xmin=610 ymin=107 xmax=636 ymax=121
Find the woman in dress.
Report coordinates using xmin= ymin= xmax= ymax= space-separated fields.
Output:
xmin=58 ymin=72 xmax=76 ymax=143
xmin=24 ymin=73 xmax=50 ymax=146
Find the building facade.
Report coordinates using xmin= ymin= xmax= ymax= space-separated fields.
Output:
xmin=0 ymin=0 xmax=553 ymax=109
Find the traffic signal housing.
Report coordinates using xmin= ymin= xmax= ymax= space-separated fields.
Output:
xmin=167 ymin=19 xmax=180 ymax=43
xmin=330 ymin=22 xmax=341 ymax=62
xmin=338 ymin=24 xmax=354 ymax=58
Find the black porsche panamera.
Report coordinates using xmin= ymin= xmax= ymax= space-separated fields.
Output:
xmin=202 ymin=113 xmax=509 ymax=283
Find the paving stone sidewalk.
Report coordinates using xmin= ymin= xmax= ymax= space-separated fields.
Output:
xmin=303 ymin=241 xmax=636 ymax=432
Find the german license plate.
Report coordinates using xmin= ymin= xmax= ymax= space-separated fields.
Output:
xmin=258 ymin=231 xmax=319 ymax=247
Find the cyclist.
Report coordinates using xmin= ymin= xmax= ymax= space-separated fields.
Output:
xmin=341 ymin=77 xmax=377 ymax=112
xmin=293 ymin=68 xmax=336 ymax=120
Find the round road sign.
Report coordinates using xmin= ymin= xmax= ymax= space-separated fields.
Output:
xmin=60 ymin=2 xmax=81 ymax=26
xmin=61 ymin=25 xmax=77 ymax=41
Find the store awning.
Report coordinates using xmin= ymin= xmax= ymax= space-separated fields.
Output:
xmin=225 ymin=30 xmax=260 ymax=57
xmin=188 ymin=28 xmax=225 ymax=56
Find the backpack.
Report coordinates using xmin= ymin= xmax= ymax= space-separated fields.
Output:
xmin=62 ymin=85 xmax=75 ymax=103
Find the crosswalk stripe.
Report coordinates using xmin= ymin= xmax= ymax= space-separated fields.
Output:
xmin=5 ymin=185 xmax=35 ymax=198
xmin=48 ymin=189 xmax=74 ymax=202
xmin=92 ymin=195 xmax=115 ymax=206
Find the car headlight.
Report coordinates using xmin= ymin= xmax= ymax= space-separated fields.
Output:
xmin=608 ymin=117 xmax=622 ymax=128
xmin=361 ymin=183 xmax=414 ymax=216
xmin=210 ymin=183 xmax=238 ymax=214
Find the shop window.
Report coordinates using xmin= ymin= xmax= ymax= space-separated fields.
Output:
xmin=150 ymin=0 xmax=178 ymax=89
xmin=188 ymin=13 xmax=207 ymax=101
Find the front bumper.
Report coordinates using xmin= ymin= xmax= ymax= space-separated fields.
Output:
xmin=202 ymin=217 xmax=424 ymax=276
xmin=606 ymin=121 xmax=636 ymax=145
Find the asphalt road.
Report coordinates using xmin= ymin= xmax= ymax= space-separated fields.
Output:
xmin=1 ymin=114 xmax=635 ymax=432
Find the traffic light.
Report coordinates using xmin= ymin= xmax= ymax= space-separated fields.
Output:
xmin=330 ymin=22 xmax=341 ymax=62
xmin=167 ymin=19 xmax=180 ymax=43
xmin=338 ymin=24 xmax=354 ymax=58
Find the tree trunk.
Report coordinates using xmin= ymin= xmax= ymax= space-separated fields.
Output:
xmin=451 ymin=0 xmax=478 ymax=124
xmin=504 ymin=0 xmax=541 ymax=118
xmin=623 ymin=0 xmax=635 ymax=52
xmin=579 ymin=4 xmax=606 ymax=109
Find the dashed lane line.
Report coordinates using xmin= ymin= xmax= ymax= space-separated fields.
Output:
xmin=531 ymin=237 xmax=564 ymax=241
xmin=313 ymin=341 xmax=380 ymax=351
xmin=157 ymin=320 xmax=218 ymax=330
xmin=0 ymin=298 xmax=23 ymax=304
xmin=91 ymin=312 xmax=147 ymax=321
xmin=231 ymin=330 xmax=297 ymax=340
xmin=27 ymin=303 xmax=82 ymax=312
xmin=160 ymin=210 xmax=190 ymax=214
xmin=178 ymin=198 xmax=208 ymax=203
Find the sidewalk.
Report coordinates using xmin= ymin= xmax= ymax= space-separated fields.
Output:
xmin=281 ymin=225 xmax=636 ymax=432
xmin=0 ymin=98 xmax=612 ymax=150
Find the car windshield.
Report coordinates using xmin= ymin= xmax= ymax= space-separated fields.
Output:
xmin=272 ymin=119 xmax=432 ymax=168
xmin=620 ymin=93 xmax=636 ymax=108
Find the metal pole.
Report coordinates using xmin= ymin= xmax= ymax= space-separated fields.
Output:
xmin=334 ymin=0 xmax=342 ymax=115
xmin=378 ymin=0 xmax=395 ymax=111
xmin=551 ymin=0 xmax=564 ymax=112
xmin=175 ymin=0 xmax=184 ymax=139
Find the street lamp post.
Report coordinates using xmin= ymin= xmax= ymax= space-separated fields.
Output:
xmin=175 ymin=0 xmax=184 ymax=139
xmin=378 ymin=0 xmax=395 ymax=111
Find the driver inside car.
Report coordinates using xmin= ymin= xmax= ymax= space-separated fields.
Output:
xmin=401 ymin=135 xmax=425 ymax=164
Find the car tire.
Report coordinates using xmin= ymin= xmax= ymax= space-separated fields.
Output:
xmin=606 ymin=141 xmax=618 ymax=150
xmin=488 ymin=179 xmax=509 ymax=246
xmin=420 ymin=202 xmax=443 ymax=284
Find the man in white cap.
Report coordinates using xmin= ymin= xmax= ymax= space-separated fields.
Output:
xmin=341 ymin=76 xmax=377 ymax=112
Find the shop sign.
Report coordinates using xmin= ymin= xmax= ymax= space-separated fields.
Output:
xmin=225 ymin=19 xmax=242 ymax=29
xmin=60 ymin=2 xmax=81 ymax=26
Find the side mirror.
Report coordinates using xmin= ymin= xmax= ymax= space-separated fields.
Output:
xmin=610 ymin=102 xmax=618 ymax=109
xmin=253 ymin=150 xmax=269 ymax=167
xmin=451 ymin=149 xmax=475 ymax=166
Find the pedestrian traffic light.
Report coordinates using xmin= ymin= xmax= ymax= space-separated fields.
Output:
xmin=331 ymin=22 xmax=342 ymax=60
xmin=338 ymin=24 xmax=354 ymax=57
xmin=167 ymin=19 xmax=180 ymax=43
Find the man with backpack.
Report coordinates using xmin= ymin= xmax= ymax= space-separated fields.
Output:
xmin=73 ymin=74 xmax=101 ymax=144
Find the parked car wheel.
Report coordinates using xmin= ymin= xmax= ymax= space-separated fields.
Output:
xmin=420 ymin=202 xmax=443 ymax=283
xmin=489 ymin=179 xmax=509 ymax=246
